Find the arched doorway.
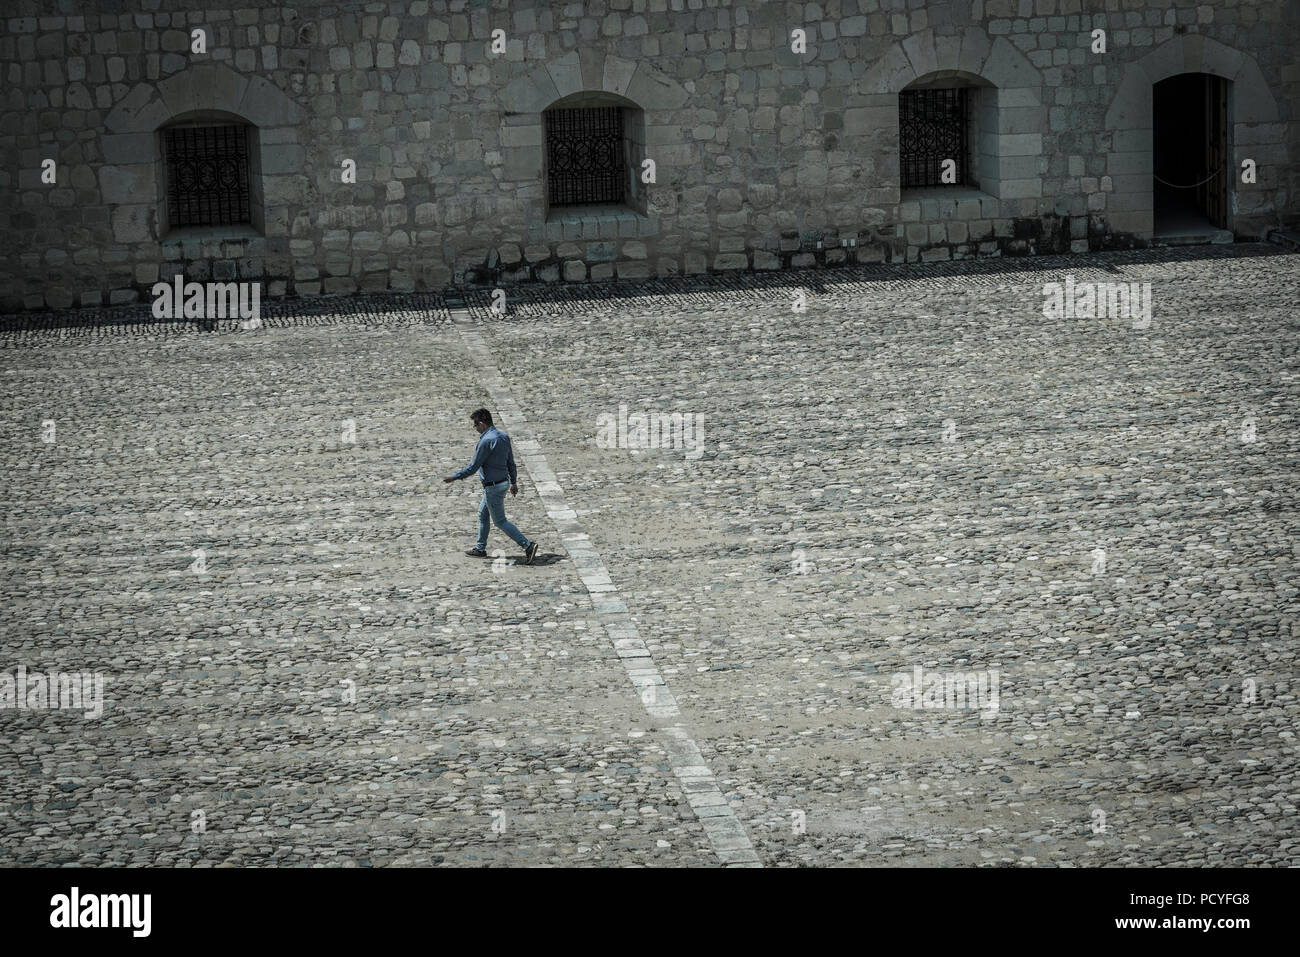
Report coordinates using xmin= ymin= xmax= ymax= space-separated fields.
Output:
xmin=1104 ymin=36 xmax=1283 ymax=244
xmin=1152 ymin=72 xmax=1231 ymax=243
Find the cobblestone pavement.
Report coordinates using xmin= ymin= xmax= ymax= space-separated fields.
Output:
xmin=1 ymin=245 xmax=1297 ymax=866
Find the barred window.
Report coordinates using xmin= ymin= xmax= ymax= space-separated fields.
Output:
xmin=161 ymin=124 xmax=252 ymax=228
xmin=545 ymin=107 xmax=627 ymax=208
xmin=899 ymin=88 xmax=970 ymax=188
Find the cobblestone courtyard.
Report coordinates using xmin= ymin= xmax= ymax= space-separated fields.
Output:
xmin=1 ymin=245 xmax=1297 ymax=867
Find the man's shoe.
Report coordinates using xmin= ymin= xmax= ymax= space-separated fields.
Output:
xmin=465 ymin=548 xmax=488 ymax=557
xmin=524 ymin=542 xmax=538 ymax=565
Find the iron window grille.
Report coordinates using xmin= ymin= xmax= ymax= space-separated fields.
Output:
xmin=899 ymin=88 xmax=970 ymax=188
xmin=162 ymin=124 xmax=252 ymax=228
xmin=545 ymin=107 xmax=627 ymax=207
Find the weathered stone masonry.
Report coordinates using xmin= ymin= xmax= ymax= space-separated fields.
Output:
xmin=1 ymin=0 xmax=1297 ymax=311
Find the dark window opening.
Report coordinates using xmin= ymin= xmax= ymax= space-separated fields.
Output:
xmin=544 ymin=107 xmax=627 ymax=208
xmin=899 ymin=88 xmax=970 ymax=188
xmin=162 ymin=124 xmax=252 ymax=228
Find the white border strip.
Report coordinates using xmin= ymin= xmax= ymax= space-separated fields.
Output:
xmin=456 ymin=323 xmax=761 ymax=867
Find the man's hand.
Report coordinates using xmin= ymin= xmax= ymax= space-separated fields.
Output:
xmin=442 ymin=476 xmax=455 ymax=484
xmin=510 ymin=484 xmax=518 ymax=496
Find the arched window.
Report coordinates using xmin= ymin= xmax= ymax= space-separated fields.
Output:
xmin=899 ymin=73 xmax=996 ymax=193
xmin=156 ymin=111 xmax=262 ymax=236
xmin=543 ymin=93 xmax=646 ymax=215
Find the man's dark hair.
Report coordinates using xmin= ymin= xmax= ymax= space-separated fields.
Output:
xmin=470 ymin=408 xmax=493 ymax=428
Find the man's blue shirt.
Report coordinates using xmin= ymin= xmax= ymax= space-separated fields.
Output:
xmin=452 ymin=426 xmax=518 ymax=485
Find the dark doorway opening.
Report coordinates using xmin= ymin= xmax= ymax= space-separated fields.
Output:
xmin=1153 ymin=72 xmax=1230 ymax=242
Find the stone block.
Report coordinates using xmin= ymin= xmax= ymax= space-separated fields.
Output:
xmin=586 ymin=241 xmax=616 ymax=262
xmin=603 ymin=55 xmax=638 ymax=97
xmin=323 ymin=277 xmax=358 ymax=295
xmin=959 ymin=27 xmax=992 ymax=75
xmin=999 ymin=133 xmax=1042 ymax=156
xmin=98 ymin=163 xmax=153 ymax=204
xmin=998 ymin=155 xmax=1042 ymax=179
xmin=398 ymin=39 xmax=421 ymax=65
xmin=1232 ymin=59 xmax=1280 ymax=123
xmin=901 ymin=30 xmax=937 ymax=79
xmin=1109 ymin=174 xmax=1149 ymax=195
xmin=1107 ymin=210 xmax=1153 ymax=235
xmin=1106 ymin=152 xmax=1152 ymax=175
xmin=1104 ymin=68 xmax=1150 ymax=130
xmin=547 ymin=51 xmax=582 ymax=99
xmin=998 ymin=86 xmax=1041 ymax=108
xmin=261 ymin=144 xmax=304 ymax=176
xmin=100 ymin=132 xmax=154 ymax=165
xmin=111 ymin=204 xmax=152 ymax=242
xmin=237 ymin=75 xmax=303 ymax=126
xmin=616 ymin=261 xmax=651 ymax=279
xmin=157 ymin=69 xmax=197 ymax=116
xmin=624 ymin=62 xmax=689 ymax=110
xmin=502 ymin=147 xmax=540 ymax=181
xmin=353 ymin=231 xmax=383 ymax=252
xmin=998 ymin=106 xmax=1044 ymax=135
xmin=103 ymin=82 xmax=155 ymax=133
xmin=843 ymin=106 xmax=895 ymax=136
xmin=45 ymin=287 xmax=76 ymax=309
xmin=500 ymin=66 xmax=560 ymax=113
xmin=500 ymin=122 xmax=541 ymax=148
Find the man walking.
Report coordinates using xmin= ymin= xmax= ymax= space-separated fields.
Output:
xmin=443 ymin=408 xmax=539 ymax=564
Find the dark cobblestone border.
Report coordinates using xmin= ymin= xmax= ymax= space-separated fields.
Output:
xmin=0 ymin=291 xmax=455 ymax=342
xmin=464 ymin=242 xmax=1297 ymax=321
xmin=1 ymin=243 xmax=1293 ymax=340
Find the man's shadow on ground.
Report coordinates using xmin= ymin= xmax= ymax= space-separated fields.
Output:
xmin=494 ymin=553 xmax=563 ymax=567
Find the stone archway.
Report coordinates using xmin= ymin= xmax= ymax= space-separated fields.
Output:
xmin=99 ymin=63 xmax=304 ymax=244
xmin=499 ymin=50 xmax=688 ymax=116
xmin=498 ymin=51 xmax=686 ymax=186
xmin=853 ymin=28 xmax=1046 ymax=203
xmin=498 ymin=52 xmax=688 ymax=251
xmin=1104 ymin=36 xmax=1283 ymax=241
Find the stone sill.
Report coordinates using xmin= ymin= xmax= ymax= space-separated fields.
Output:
xmin=160 ymin=224 xmax=262 ymax=245
xmin=901 ymin=185 xmax=991 ymax=201
xmin=899 ymin=186 xmax=1000 ymax=221
xmin=539 ymin=204 xmax=657 ymax=242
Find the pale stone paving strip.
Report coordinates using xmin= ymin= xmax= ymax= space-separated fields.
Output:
xmin=455 ymin=317 xmax=762 ymax=867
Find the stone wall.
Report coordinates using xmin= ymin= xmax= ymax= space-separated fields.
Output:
xmin=1 ymin=0 xmax=1296 ymax=311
